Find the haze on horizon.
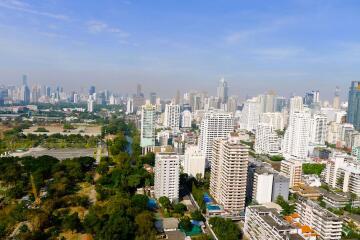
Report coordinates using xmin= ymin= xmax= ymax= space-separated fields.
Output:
xmin=0 ymin=0 xmax=359 ymax=99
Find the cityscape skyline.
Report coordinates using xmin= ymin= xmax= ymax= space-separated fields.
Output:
xmin=1 ymin=0 xmax=359 ymax=98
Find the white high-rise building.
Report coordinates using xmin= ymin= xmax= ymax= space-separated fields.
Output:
xmin=181 ymin=109 xmax=192 ymax=128
xmin=87 ymin=96 xmax=94 ymax=113
xmin=154 ymin=153 xmax=180 ymax=202
xmin=309 ymin=113 xmax=327 ymax=145
xmin=240 ymin=97 xmax=260 ymax=132
xmin=259 ymin=92 xmax=276 ymax=113
xmin=210 ymin=134 xmax=249 ymax=215
xmin=140 ymin=104 xmax=156 ymax=148
xmin=282 ymin=111 xmax=311 ymax=159
xmin=198 ymin=110 xmax=234 ymax=163
xmin=164 ymin=103 xmax=180 ymax=129
xmin=289 ymin=96 xmax=304 ymax=114
xmin=126 ymin=98 xmax=134 ymax=114
xmin=183 ymin=145 xmax=206 ymax=178
xmin=255 ymin=123 xmax=281 ymax=155
xmin=259 ymin=112 xmax=284 ymax=130
xmin=252 ymin=169 xmax=274 ymax=204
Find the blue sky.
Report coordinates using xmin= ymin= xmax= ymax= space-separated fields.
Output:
xmin=0 ymin=0 xmax=359 ymax=99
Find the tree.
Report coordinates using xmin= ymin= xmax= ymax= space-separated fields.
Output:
xmin=179 ymin=216 xmax=192 ymax=232
xmin=131 ymin=194 xmax=149 ymax=212
xmin=191 ymin=210 xmax=205 ymax=222
xmin=276 ymin=196 xmax=295 ymax=215
xmin=173 ymin=203 xmax=187 ymax=215
xmin=302 ymin=163 xmax=326 ymax=176
xmin=135 ymin=211 xmax=156 ymax=240
xmin=209 ymin=217 xmax=241 ymax=240
xmin=158 ymin=196 xmax=171 ymax=209
xmin=62 ymin=213 xmax=81 ymax=232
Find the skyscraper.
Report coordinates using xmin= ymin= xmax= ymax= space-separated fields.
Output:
xmin=333 ymin=86 xmax=341 ymax=109
xmin=164 ymin=103 xmax=180 ymax=129
xmin=347 ymin=81 xmax=360 ymax=130
xmin=149 ymin=92 xmax=157 ymax=105
xmin=210 ymin=134 xmax=249 ymax=215
xmin=282 ymin=111 xmax=311 ymax=160
xmin=240 ymin=97 xmax=260 ymax=132
xmin=140 ymin=103 xmax=156 ymax=148
xmin=89 ymin=86 xmax=96 ymax=95
xmin=198 ymin=110 xmax=234 ymax=163
xmin=20 ymin=75 xmax=30 ymax=104
xmin=217 ymin=78 xmax=228 ymax=104
xmin=154 ymin=152 xmax=180 ymax=202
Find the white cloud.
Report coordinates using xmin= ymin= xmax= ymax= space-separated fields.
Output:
xmin=87 ymin=20 xmax=130 ymax=38
xmin=0 ymin=0 xmax=69 ymax=20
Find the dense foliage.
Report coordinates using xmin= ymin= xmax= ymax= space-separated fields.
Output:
xmin=302 ymin=163 xmax=326 ymax=176
xmin=209 ymin=217 xmax=242 ymax=240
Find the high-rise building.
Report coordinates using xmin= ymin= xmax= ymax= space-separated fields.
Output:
xmin=255 ymin=123 xmax=281 ymax=156
xmin=280 ymin=159 xmax=302 ymax=188
xmin=20 ymin=82 xmax=30 ymax=105
xmin=240 ymin=97 xmax=260 ymax=132
xmin=89 ymin=86 xmax=96 ymax=95
xmin=140 ymin=104 xmax=156 ymax=148
xmin=252 ymin=168 xmax=274 ymax=204
xmin=164 ymin=103 xmax=180 ymax=129
xmin=126 ymin=98 xmax=134 ymax=114
xmin=209 ymin=134 xmax=249 ymax=215
xmin=309 ymin=113 xmax=327 ymax=145
xmin=198 ymin=110 xmax=234 ymax=163
xmin=181 ymin=109 xmax=192 ymax=128
xmin=275 ymin=96 xmax=287 ymax=112
xmin=149 ymin=92 xmax=157 ymax=105
xmin=87 ymin=96 xmax=94 ymax=112
xmin=347 ymin=81 xmax=360 ymax=130
xmin=154 ymin=152 xmax=180 ymax=202
xmin=259 ymin=91 xmax=276 ymax=113
xmin=259 ymin=112 xmax=284 ymax=130
xmin=217 ymin=78 xmax=228 ymax=104
xmin=289 ymin=96 xmax=304 ymax=114
xmin=304 ymin=90 xmax=320 ymax=106
xmin=296 ymin=198 xmax=343 ymax=240
xmin=183 ymin=145 xmax=206 ymax=178
xmin=282 ymin=111 xmax=311 ymax=159
xmin=333 ymin=86 xmax=341 ymax=109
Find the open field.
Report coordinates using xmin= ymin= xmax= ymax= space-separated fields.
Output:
xmin=10 ymin=147 xmax=97 ymax=160
xmin=23 ymin=123 xmax=101 ymax=136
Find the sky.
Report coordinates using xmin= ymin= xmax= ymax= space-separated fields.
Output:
xmin=0 ymin=0 xmax=359 ymax=100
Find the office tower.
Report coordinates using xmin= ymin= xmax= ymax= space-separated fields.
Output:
xmin=89 ymin=86 xmax=96 ymax=95
xmin=45 ymin=86 xmax=51 ymax=97
xmin=154 ymin=152 xmax=180 ymax=202
xmin=259 ymin=91 xmax=276 ymax=113
xmin=198 ymin=110 xmax=234 ymax=163
xmin=259 ymin=112 xmax=284 ymax=130
xmin=20 ymin=79 xmax=30 ymax=104
xmin=140 ymin=104 xmax=156 ymax=148
xmin=304 ymin=90 xmax=320 ymax=106
xmin=275 ymin=96 xmax=287 ymax=112
xmin=289 ymin=96 xmax=304 ymax=113
xmin=73 ymin=93 xmax=79 ymax=104
xmin=183 ymin=145 xmax=206 ymax=178
xmin=109 ymin=95 xmax=116 ymax=105
xmin=244 ymin=206 xmax=308 ymax=240
xmin=255 ymin=123 xmax=281 ymax=155
xmin=347 ymin=81 xmax=360 ymax=130
xmin=149 ymin=92 xmax=157 ymax=105
xmin=136 ymin=84 xmax=143 ymax=97
xmin=282 ymin=111 xmax=311 ymax=159
xmin=296 ymin=198 xmax=343 ymax=240
xmin=164 ymin=103 xmax=180 ymax=129
xmin=309 ymin=113 xmax=327 ymax=145
xmin=240 ymin=97 xmax=260 ymax=132
xmin=333 ymin=86 xmax=341 ymax=109
xmin=126 ymin=98 xmax=134 ymax=114
xmin=210 ymin=134 xmax=249 ymax=215
xmin=87 ymin=96 xmax=94 ymax=112
xmin=280 ymin=159 xmax=302 ymax=188
xmin=175 ymin=89 xmax=181 ymax=105
xmin=22 ymin=74 xmax=28 ymax=86
xmin=217 ymin=78 xmax=228 ymax=104
xmin=181 ymin=109 xmax=192 ymax=128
